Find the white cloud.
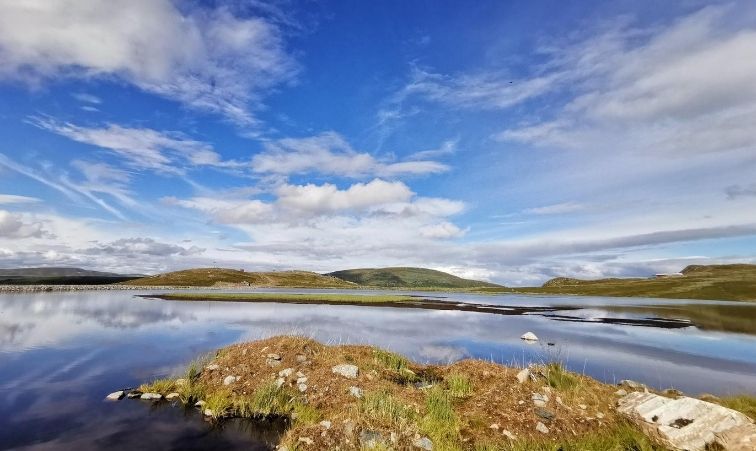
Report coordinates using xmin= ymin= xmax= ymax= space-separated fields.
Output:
xmin=252 ymin=132 xmax=449 ymax=177
xmin=0 ymin=194 xmax=40 ymax=204
xmin=84 ymin=237 xmax=204 ymax=257
xmin=276 ymin=179 xmax=413 ymax=214
xmin=0 ymin=210 xmax=51 ymax=239
xmin=525 ymin=202 xmax=587 ymax=215
xmin=0 ymin=0 xmax=296 ymax=125
xmin=71 ymin=93 xmax=101 ymax=104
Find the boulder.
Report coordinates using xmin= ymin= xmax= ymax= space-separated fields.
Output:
xmin=535 ymin=407 xmax=556 ymax=421
xmin=105 ymin=390 xmax=124 ymax=401
xmin=127 ymin=390 xmax=143 ymax=399
xmin=521 ymin=332 xmax=539 ymax=341
xmin=332 ymin=364 xmax=359 ymax=379
xmin=298 ymin=383 xmax=308 ymax=392
xmin=360 ymin=430 xmax=387 ymax=449
xmin=617 ymin=392 xmax=756 ymax=450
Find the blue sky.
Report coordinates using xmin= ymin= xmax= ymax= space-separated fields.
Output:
xmin=1 ymin=0 xmax=755 ymax=284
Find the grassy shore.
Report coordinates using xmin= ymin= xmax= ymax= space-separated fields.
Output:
xmin=133 ymin=336 xmax=685 ymax=450
xmin=151 ymin=292 xmax=428 ymax=304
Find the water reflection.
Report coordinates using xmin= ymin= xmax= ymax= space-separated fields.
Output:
xmin=0 ymin=290 xmax=755 ymax=449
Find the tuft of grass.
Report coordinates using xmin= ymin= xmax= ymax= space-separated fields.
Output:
xmin=545 ymin=363 xmax=579 ymax=391
xmin=359 ymin=390 xmax=416 ymax=429
xmin=718 ymin=395 xmax=756 ymax=420
xmin=374 ymin=349 xmax=411 ymax=371
xmin=446 ymin=373 xmax=473 ymax=398
xmin=291 ymin=401 xmax=321 ymax=424
xmin=490 ymin=421 xmax=663 ymax=450
xmin=184 ymin=352 xmax=214 ymax=382
xmin=422 ymin=387 xmax=461 ymax=451
xmin=204 ymin=390 xmax=233 ymax=420
xmin=140 ymin=377 xmax=176 ymax=394
xmin=246 ymin=381 xmax=293 ymax=416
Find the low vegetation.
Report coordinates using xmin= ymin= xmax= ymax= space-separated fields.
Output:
xmin=121 ymin=268 xmax=355 ymax=288
xmin=327 ymin=267 xmax=503 ymax=289
xmin=489 ymin=264 xmax=756 ymax=302
xmin=126 ymin=336 xmax=696 ymax=450
xmin=152 ymin=292 xmax=425 ymax=304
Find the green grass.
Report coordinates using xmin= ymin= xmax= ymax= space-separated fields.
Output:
xmin=500 ymin=264 xmax=756 ymax=302
xmin=140 ymin=377 xmax=176 ymax=394
xmin=359 ymin=390 xmax=416 ymax=429
xmin=545 ymin=363 xmax=580 ymax=391
xmin=204 ymin=390 xmax=233 ymax=420
xmin=446 ymin=373 xmax=473 ymax=398
xmin=157 ymin=292 xmax=423 ymax=304
xmin=475 ymin=422 xmax=664 ymax=450
xmin=422 ymin=387 xmax=461 ymax=451
xmin=718 ymin=395 xmax=756 ymax=420
xmin=327 ymin=267 xmax=502 ymax=289
xmin=122 ymin=267 xmax=355 ymax=288
xmin=374 ymin=349 xmax=412 ymax=371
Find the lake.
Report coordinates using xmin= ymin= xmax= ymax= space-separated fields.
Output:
xmin=1 ymin=289 xmax=755 ymax=450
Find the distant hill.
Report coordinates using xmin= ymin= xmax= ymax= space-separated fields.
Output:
xmin=122 ymin=268 xmax=356 ymax=288
xmin=511 ymin=264 xmax=756 ymax=302
xmin=327 ymin=267 xmax=503 ymax=289
xmin=0 ymin=267 xmax=140 ymax=285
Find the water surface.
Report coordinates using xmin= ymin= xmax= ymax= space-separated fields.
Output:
xmin=1 ymin=290 xmax=754 ymax=450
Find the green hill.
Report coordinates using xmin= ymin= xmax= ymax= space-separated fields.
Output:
xmin=507 ymin=264 xmax=756 ymax=302
xmin=121 ymin=268 xmax=356 ymax=288
xmin=326 ymin=267 xmax=502 ymax=289
xmin=0 ymin=267 xmax=140 ymax=285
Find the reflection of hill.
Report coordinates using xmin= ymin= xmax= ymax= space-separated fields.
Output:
xmin=601 ymin=303 xmax=756 ymax=335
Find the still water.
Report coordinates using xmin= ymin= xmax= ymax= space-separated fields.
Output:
xmin=1 ymin=290 xmax=755 ymax=450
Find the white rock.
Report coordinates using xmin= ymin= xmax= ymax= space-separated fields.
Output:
xmin=105 ymin=390 xmax=124 ymax=401
xmin=297 ymin=377 xmax=308 ymax=384
xmin=275 ymin=377 xmax=286 ymax=389
xmin=140 ymin=392 xmax=162 ymax=400
xmin=319 ymin=420 xmax=332 ymax=429
xmin=578 ymin=404 xmax=587 ymax=410
xmin=203 ymin=408 xmax=214 ymax=417
xmin=279 ymin=368 xmax=294 ymax=378
xmin=516 ymin=368 xmax=531 ymax=384
xmin=502 ymin=429 xmax=516 ymax=440
xmin=298 ymin=383 xmax=308 ymax=392
xmin=412 ymin=436 xmax=433 ymax=450
xmin=205 ymin=364 xmax=220 ymax=371
xmin=521 ymin=332 xmax=539 ymax=341
xmin=349 ymin=386 xmax=363 ymax=398
xmin=166 ymin=392 xmax=180 ymax=400
xmin=267 ymin=353 xmax=281 ymax=360
xmin=223 ymin=375 xmax=239 ymax=385
xmin=489 ymin=423 xmax=500 ymax=430
xmin=332 ymin=364 xmax=359 ymax=379
xmin=536 ymin=422 xmax=550 ymax=434
xmin=617 ymin=392 xmax=756 ymax=451
xmin=532 ymin=393 xmax=549 ymax=407
xmin=195 ymin=400 xmax=206 ymax=407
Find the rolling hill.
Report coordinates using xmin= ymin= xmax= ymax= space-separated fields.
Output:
xmin=326 ymin=267 xmax=503 ymax=289
xmin=0 ymin=267 xmax=140 ymax=285
xmin=505 ymin=264 xmax=756 ymax=302
xmin=121 ymin=268 xmax=356 ymax=288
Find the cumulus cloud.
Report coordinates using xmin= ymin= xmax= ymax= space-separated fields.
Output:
xmin=0 ymin=0 xmax=297 ymax=125
xmin=0 ymin=210 xmax=52 ymax=239
xmin=276 ymin=180 xmax=413 ymax=214
xmin=252 ymin=132 xmax=449 ymax=177
xmin=84 ymin=237 xmax=204 ymax=257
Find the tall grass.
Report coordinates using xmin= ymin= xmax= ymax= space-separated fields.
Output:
xmin=359 ymin=390 xmax=416 ymax=429
xmin=446 ymin=373 xmax=473 ymax=398
xmin=421 ymin=387 xmax=460 ymax=451
xmin=478 ymin=422 xmax=663 ymax=450
xmin=718 ymin=395 xmax=756 ymax=420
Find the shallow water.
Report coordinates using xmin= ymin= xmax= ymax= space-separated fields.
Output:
xmin=1 ymin=290 xmax=755 ymax=449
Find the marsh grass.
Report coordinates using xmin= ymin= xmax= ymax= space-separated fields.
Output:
xmin=374 ymin=349 xmax=411 ymax=371
xmin=545 ymin=363 xmax=579 ymax=391
xmin=359 ymin=390 xmax=416 ymax=429
xmin=422 ymin=387 xmax=461 ymax=451
xmin=184 ymin=352 xmax=214 ymax=382
xmin=140 ymin=377 xmax=176 ymax=394
xmin=204 ymin=390 xmax=233 ymax=420
xmin=446 ymin=373 xmax=473 ymax=398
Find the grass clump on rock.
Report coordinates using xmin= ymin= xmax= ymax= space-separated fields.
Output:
xmin=127 ymin=336 xmax=676 ymax=449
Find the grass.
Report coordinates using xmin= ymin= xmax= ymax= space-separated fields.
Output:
xmin=422 ymin=387 xmax=461 ymax=451
xmin=374 ymin=349 xmax=411 ymax=372
xmin=717 ymin=395 xmax=756 ymax=420
xmin=545 ymin=363 xmax=580 ymax=391
xmin=326 ymin=267 xmax=503 ymax=289
xmin=156 ymin=292 xmax=423 ymax=304
xmin=121 ymin=267 xmax=355 ymax=288
xmin=139 ymin=377 xmax=176 ymax=394
xmin=474 ymin=422 xmax=664 ymax=450
xmin=446 ymin=373 xmax=473 ymax=398
xmin=359 ymin=390 xmax=416 ymax=429
xmin=204 ymin=390 xmax=233 ymax=420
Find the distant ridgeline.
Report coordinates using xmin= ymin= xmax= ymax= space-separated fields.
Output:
xmin=326 ymin=267 xmax=503 ymax=289
xmin=0 ymin=267 xmax=141 ymax=285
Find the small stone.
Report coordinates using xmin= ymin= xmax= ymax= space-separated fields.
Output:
xmin=297 ymin=377 xmax=308 ymax=384
xmin=195 ymin=400 xmax=206 ymax=407
xmin=536 ymin=422 xmax=550 ymax=434
xmin=518 ymin=400 xmax=525 ymax=405
xmin=298 ymin=437 xmax=314 ymax=445
xmin=516 ymin=368 xmax=530 ymax=384
xmin=223 ymin=375 xmax=239 ymax=385
xmin=502 ymin=429 xmax=516 ymax=440
xmin=105 ymin=390 xmax=124 ymax=401
xmin=360 ymin=430 xmax=386 ymax=448
xmin=535 ymin=407 xmax=556 ymax=421
xmin=267 ymin=353 xmax=282 ymax=360
xmin=489 ymin=423 xmax=500 ymax=430
xmin=140 ymin=392 xmax=162 ymax=400
xmin=349 ymin=386 xmax=363 ymax=398
xmin=275 ymin=377 xmax=286 ymax=389
xmin=127 ymin=390 xmax=143 ymax=399
xmin=332 ymin=364 xmax=359 ymax=379
xmin=166 ymin=392 xmax=180 ymax=400
xmin=521 ymin=331 xmax=539 ymax=341
xmin=267 ymin=358 xmax=282 ymax=368
xmin=412 ymin=436 xmax=433 ymax=450
xmin=295 ymin=354 xmax=307 ymax=363
xmin=319 ymin=420 xmax=332 ymax=429
xmin=298 ymin=383 xmax=308 ymax=392
xmin=203 ymin=408 xmax=214 ymax=417
xmin=532 ymin=393 xmax=548 ymax=407
xmin=279 ymin=368 xmax=294 ymax=378
xmin=205 ymin=364 xmax=220 ymax=371
xmin=615 ymin=389 xmax=628 ymax=396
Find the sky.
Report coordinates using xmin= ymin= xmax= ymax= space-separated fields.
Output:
xmin=1 ymin=0 xmax=755 ymax=285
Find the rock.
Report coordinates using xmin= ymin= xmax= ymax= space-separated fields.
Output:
xmin=502 ymin=429 xmax=516 ymax=440
xmin=223 ymin=375 xmax=239 ymax=385
xmin=535 ymin=407 xmax=556 ymax=421
xmin=536 ymin=422 xmax=550 ymax=434
xmin=413 ymin=436 xmax=433 ymax=450
xmin=319 ymin=420 xmax=332 ymax=429
xmin=615 ymin=389 xmax=628 ymax=396
xmin=349 ymin=386 xmax=363 ymax=399
xmin=275 ymin=377 xmax=286 ymax=389
xmin=140 ymin=392 xmax=162 ymax=400
xmin=127 ymin=390 xmax=143 ymax=399
xmin=332 ymin=364 xmax=359 ymax=379
xmin=532 ymin=393 xmax=549 ymax=407
xmin=295 ymin=354 xmax=307 ymax=363
xmin=279 ymin=368 xmax=294 ymax=378
xmin=205 ymin=364 xmax=220 ymax=371
xmin=195 ymin=400 xmax=206 ymax=407
xmin=360 ymin=430 xmax=387 ymax=448
xmin=267 ymin=358 xmax=282 ymax=368
xmin=343 ymin=420 xmax=356 ymax=438
xmin=296 ymin=371 xmax=306 ymax=378
xmin=617 ymin=391 xmax=756 ymax=451
xmin=297 ymin=377 xmax=308 ymax=384
xmin=165 ymin=392 xmax=180 ymax=400
xmin=298 ymin=437 xmax=314 ymax=445
xmin=521 ymin=332 xmax=539 ymax=341
xmin=489 ymin=423 xmax=500 ymax=430
xmin=203 ymin=408 xmax=214 ymax=417
xmin=619 ymin=379 xmax=647 ymax=390
xmin=267 ymin=353 xmax=281 ymax=360
xmin=298 ymin=383 xmax=308 ymax=392
xmin=516 ymin=368 xmax=531 ymax=384
xmin=105 ymin=390 xmax=125 ymax=401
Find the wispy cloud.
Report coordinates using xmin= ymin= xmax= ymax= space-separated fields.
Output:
xmin=0 ymin=194 xmax=41 ymax=205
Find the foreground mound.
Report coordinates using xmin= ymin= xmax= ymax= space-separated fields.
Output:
xmin=127 ymin=336 xmax=671 ymax=450
xmin=122 ymin=268 xmax=355 ymax=288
